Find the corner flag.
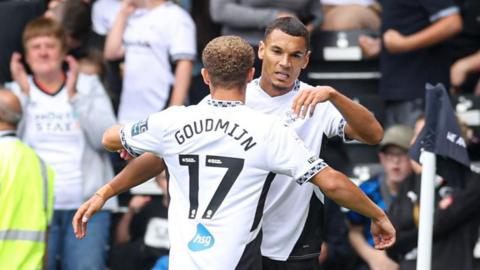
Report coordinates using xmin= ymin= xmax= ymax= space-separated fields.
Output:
xmin=410 ymin=83 xmax=470 ymax=167
xmin=411 ymin=83 xmax=472 ymax=270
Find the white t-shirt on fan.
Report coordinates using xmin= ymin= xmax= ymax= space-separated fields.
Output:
xmin=21 ymin=78 xmax=85 ymax=210
xmin=118 ymin=2 xmax=196 ymax=124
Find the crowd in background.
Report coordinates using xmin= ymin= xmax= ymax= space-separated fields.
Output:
xmin=0 ymin=0 xmax=479 ymax=269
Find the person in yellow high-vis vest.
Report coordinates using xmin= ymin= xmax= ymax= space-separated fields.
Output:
xmin=0 ymin=89 xmax=54 ymax=270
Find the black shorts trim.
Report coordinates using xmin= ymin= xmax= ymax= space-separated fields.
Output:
xmin=262 ymin=256 xmax=320 ymax=270
xmin=235 ymin=231 xmax=263 ymax=270
xmin=287 ymin=193 xmax=325 ymax=260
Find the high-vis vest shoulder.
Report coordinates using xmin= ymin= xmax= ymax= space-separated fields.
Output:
xmin=0 ymin=137 xmax=54 ymax=270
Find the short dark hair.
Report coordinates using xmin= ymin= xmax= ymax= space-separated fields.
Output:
xmin=264 ymin=17 xmax=310 ymax=50
xmin=202 ymin=36 xmax=254 ymax=89
xmin=62 ymin=0 xmax=91 ymax=42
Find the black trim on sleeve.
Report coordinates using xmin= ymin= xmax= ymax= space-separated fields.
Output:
xmin=120 ymin=128 xmax=141 ymax=157
xmin=207 ymin=99 xmax=243 ymax=108
xmin=296 ymin=162 xmax=328 ymax=185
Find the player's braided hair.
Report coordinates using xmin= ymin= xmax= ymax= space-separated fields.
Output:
xmin=202 ymin=36 xmax=254 ymax=89
xmin=264 ymin=17 xmax=310 ymax=50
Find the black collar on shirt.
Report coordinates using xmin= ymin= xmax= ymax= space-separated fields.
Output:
xmin=33 ymin=73 xmax=66 ymax=97
xmin=207 ymin=99 xmax=243 ymax=108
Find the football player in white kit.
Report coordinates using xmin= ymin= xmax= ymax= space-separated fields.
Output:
xmin=250 ymin=17 xmax=384 ymax=269
xmin=205 ymin=17 xmax=384 ymax=269
xmin=73 ymin=36 xmax=395 ymax=270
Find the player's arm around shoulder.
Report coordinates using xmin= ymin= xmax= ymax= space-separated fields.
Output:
xmin=103 ymin=108 xmax=179 ymax=155
xmin=328 ymin=87 xmax=383 ymax=144
xmin=292 ymin=85 xmax=383 ymax=144
xmin=310 ymin=167 xmax=396 ymax=250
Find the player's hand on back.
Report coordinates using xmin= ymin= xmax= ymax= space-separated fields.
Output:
xmin=370 ymin=215 xmax=396 ymax=250
xmin=291 ymin=86 xmax=334 ymax=118
xmin=72 ymin=193 xmax=106 ymax=239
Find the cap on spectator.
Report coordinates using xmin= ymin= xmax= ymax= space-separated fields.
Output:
xmin=380 ymin=124 xmax=414 ymax=151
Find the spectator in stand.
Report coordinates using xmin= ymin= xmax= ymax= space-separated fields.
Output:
xmin=347 ymin=125 xmax=414 ymax=270
xmin=104 ymin=0 xmax=196 ymax=124
xmin=210 ymin=0 xmax=323 ymax=44
xmin=210 ymin=0 xmax=322 ymax=77
xmin=358 ymin=0 xmax=463 ymax=127
xmin=91 ymin=0 xmax=122 ymax=39
xmin=387 ymin=116 xmax=480 ymax=270
xmin=450 ymin=50 xmax=480 ymax=95
xmin=319 ymin=198 xmax=356 ymax=270
xmin=188 ymin=0 xmax=222 ymax=105
xmin=45 ymin=0 xmax=91 ymax=58
xmin=110 ymin=172 xmax=169 ymax=270
xmin=45 ymin=0 xmax=104 ymax=75
xmin=321 ymin=0 xmax=381 ymax=31
xmin=7 ymin=17 xmax=117 ymax=270
xmin=90 ymin=0 xmax=124 ymax=113
xmin=0 ymin=88 xmax=55 ymax=270
xmin=447 ymin=0 xmax=480 ymax=95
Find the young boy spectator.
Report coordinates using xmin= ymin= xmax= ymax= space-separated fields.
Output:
xmin=347 ymin=125 xmax=414 ymax=270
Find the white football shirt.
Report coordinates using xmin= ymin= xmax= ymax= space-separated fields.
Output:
xmin=246 ymin=79 xmax=349 ymax=260
xmin=19 ymin=77 xmax=85 ymax=209
xmin=118 ymin=2 xmax=196 ymax=124
xmin=120 ymin=99 xmax=328 ymax=269
xmin=91 ymin=0 xmax=121 ymax=35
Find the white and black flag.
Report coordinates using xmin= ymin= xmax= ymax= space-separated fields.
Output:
xmin=410 ymin=83 xmax=471 ymax=168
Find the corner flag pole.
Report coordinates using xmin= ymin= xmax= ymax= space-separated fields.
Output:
xmin=416 ymin=150 xmax=436 ymax=270
xmin=412 ymin=84 xmax=471 ymax=270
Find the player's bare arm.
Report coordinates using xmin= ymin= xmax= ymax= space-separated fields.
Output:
xmin=73 ymin=152 xmax=165 ymax=239
xmin=169 ymin=59 xmax=194 ymax=106
xmin=291 ymin=86 xmax=383 ymax=144
xmin=103 ymin=0 xmax=135 ymax=60
xmin=311 ymin=167 xmax=396 ymax=250
xmin=102 ymin=124 xmax=123 ymax=151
